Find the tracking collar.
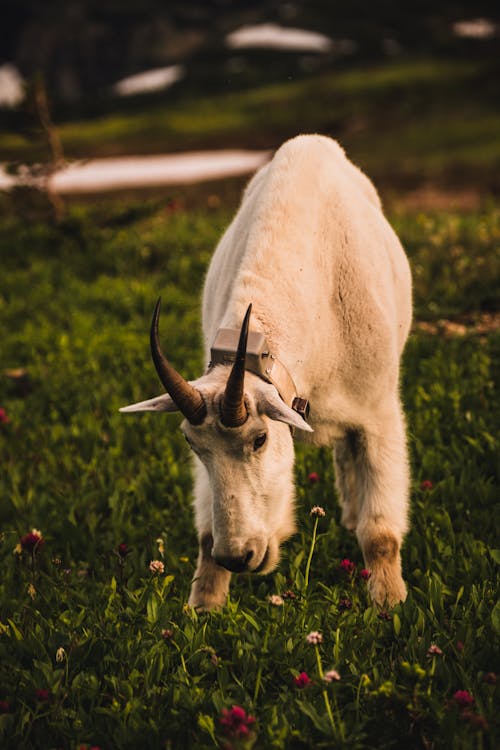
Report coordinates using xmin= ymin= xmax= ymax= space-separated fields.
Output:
xmin=208 ymin=327 xmax=310 ymax=425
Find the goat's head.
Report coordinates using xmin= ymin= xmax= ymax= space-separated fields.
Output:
xmin=120 ymin=300 xmax=312 ymax=575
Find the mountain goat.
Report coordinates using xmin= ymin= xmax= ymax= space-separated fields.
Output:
xmin=121 ymin=134 xmax=412 ymax=610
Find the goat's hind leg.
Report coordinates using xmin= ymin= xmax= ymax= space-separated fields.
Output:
xmin=334 ymin=430 xmax=362 ymax=532
xmin=354 ymin=408 xmax=409 ymax=607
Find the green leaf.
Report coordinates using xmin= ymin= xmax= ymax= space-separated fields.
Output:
xmin=393 ymin=613 xmax=401 ymax=636
xmin=491 ymin=599 xmax=500 ymax=635
xmin=489 ymin=549 xmax=500 ymax=565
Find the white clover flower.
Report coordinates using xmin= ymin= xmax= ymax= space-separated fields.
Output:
xmin=324 ymin=669 xmax=341 ymax=682
xmin=268 ymin=594 xmax=284 ymax=606
xmin=149 ymin=559 xmax=165 ymax=575
xmin=310 ymin=506 xmax=326 ymax=517
xmin=306 ymin=630 xmax=323 ymax=645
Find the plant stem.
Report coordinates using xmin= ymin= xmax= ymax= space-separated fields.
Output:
xmin=304 ymin=517 xmax=319 ymax=590
xmin=315 ymin=645 xmax=337 ymax=736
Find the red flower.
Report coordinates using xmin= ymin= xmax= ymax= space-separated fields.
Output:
xmin=340 ymin=558 xmax=355 ymax=574
xmin=420 ymin=480 xmax=433 ymax=490
xmin=456 ymin=640 xmax=464 ymax=652
xmin=219 ymin=705 xmax=256 ymax=738
xmin=20 ymin=530 xmax=44 ymax=553
xmin=0 ymin=700 xmax=11 ymax=713
xmin=308 ymin=471 xmax=320 ymax=483
xmin=360 ymin=568 xmax=371 ymax=580
xmin=35 ymin=689 xmax=50 ymax=702
xmin=117 ymin=543 xmax=129 ymax=558
xmin=293 ymin=671 xmax=312 ymax=689
xmin=0 ymin=408 xmax=10 ymax=424
xmin=453 ymin=690 xmax=474 ymax=708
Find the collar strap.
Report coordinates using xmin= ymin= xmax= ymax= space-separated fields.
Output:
xmin=209 ymin=327 xmax=309 ymax=423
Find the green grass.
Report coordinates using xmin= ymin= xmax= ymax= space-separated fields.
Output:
xmin=2 ymin=57 xmax=500 ymax=189
xmin=0 ymin=196 xmax=499 ymax=748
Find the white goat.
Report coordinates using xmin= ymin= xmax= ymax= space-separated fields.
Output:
xmin=121 ymin=134 xmax=412 ymax=610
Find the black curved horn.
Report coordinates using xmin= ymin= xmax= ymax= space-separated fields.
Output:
xmin=220 ymin=304 xmax=252 ymax=427
xmin=150 ymin=298 xmax=207 ymax=425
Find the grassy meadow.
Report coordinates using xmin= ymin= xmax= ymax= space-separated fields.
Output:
xmin=0 ymin=187 xmax=499 ymax=748
xmin=0 ymin=39 xmax=499 ymax=750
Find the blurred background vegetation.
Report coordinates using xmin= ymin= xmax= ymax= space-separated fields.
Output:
xmin=1 ymin=0 xmax=500 ymax=194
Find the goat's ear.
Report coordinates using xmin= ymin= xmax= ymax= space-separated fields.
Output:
xmin=119 ymin=393 xmax=179 ymax=413
xmin=257 ymin=383 xmax=313 ymax=433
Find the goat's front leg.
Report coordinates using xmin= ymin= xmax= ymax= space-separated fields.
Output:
xmin=188 ymin=531 xmax=231 ymax=610
xmin=354 ymin=406 xmax=409 ymax=607
xmin=188 ymin=457 xmax=231 ymax=610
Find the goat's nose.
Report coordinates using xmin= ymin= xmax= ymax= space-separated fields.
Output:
xmin=214 ymin=550 xmax=254 ymax=573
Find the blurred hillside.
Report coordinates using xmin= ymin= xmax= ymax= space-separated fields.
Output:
xmin=1 ymin=2 xmax=499 ymax=194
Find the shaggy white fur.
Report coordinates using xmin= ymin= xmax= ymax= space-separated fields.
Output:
xmin=122 ymin=134 xmax=412 ymax=610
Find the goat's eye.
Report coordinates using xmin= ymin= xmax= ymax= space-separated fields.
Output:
xmin=253 ymin=433 xmax=267 ymax=451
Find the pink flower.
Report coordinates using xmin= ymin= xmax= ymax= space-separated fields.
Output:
xmin=340 ymin=558 xmax=355 ymax=574
xmin=268 ymin=594 xmax=284 ymax=606
xmin=161 ymin=628 xmax=174 ymax=640
xmin=420 ymin=480 xmax=433 ymax=490
xmin=360 ymin=568 xmax=371 ymax=580
xmin=219 ymin=705 xmax=256 ymax=738
xmin=453 ymin=690 xmax=474 ymax=708
xmin=427 ymin=644 xmax=443 ymax=657
xmin=293 ymin=671 xmax=312 ymax=688
xmin=20 ymin=529 xmax=44 ymax=553
xmin=117 ymin=543 xmax=129 ymax=558
xmin=308 ymin=472 xmax=320 ymax=483
xmin=149 ymin=560 xmax=164 ymax=574
xmin=323 ymin=669 xmax=341 ymax=683
xmin=35 ymin=689 xmax=50 ymax=702
xmin=0 ymin=408 xmax=10 ymax=424
xmin=456 ymin=640 xmax=464 ymax=652
xmin=306 ymin=630 xmax=323 ymax=645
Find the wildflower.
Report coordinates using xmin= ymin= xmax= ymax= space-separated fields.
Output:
xmin=282 ymin=589 xmax=297 ymax=600
xmin=0 ymin=700 xmax=11 ymax=713
xmin=340 ymin=558 xmax=355 ymax=574
xmin=483 ymin=672 xmax=496 ymax=685
xmin=427 ymin=644 xmax=443 ymax=657
xmin=378 ymin=611 xmax=392 ymax=621
xmin=268 ymin=594 xmax=284 ymax=606
xmin=456 ymin=640 xmax=464 ymax=652
xmin=35 ymin=689 xmax=50 ymax=702
xmin=323 ymin=669 xmax=341 ymax=683
xmin=0 ymin=408 xmax=10 ymax=424
xmin=420 ymin=480 xmax=433 ymax=490
xmin=161 ymin=628 xmax=174 ymax=640
xmin=293 ymin=671 xmax=312 ymax=689
xmin=338 ymin=597 xmax=353 ymax=611
xmin=360 ymin=568 xmax=371 ymax=580
xmin=149 ymin=559 xmax=164 ymax=575
xmin=453 ymin=690 xmax=474 ymax=708
xmin=308 ymin=471 xmax=320 ymax=483
xmin=156 ymin=537 xmax=165 ymax=556
xmin=219 ymin=705 xmax=256 ymax=739
xmin=20 ymin=528 xmax=44 ymax=553
xmin=27 ymin=583 xmax=36 ymax=600
xmin=117 ymin=543 xmax=129 ymax=558
xmin=310 ymin=505 xmax=326 ymax=517
xmin=55 ymin=647 xmax=66 ymax=663
xmin=13 ymin=543 xmax=22 ymax=556
xmin=306 ymin=630 xmax=323 ymax=645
